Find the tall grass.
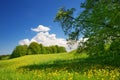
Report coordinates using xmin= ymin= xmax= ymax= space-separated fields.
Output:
xmin=0 ymin=52 xmax=119 ymax=80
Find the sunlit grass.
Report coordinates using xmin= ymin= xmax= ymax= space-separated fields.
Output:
xmin=0 ymin=52 xmax=119 ymax=80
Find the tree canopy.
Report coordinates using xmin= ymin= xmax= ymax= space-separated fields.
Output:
xmin=54 ymin=0 xmax=120 ymax=56
xmin=27 ymin=42 xmax=41 ymax=54
xmin=10 ymin=45 xmax=28 ymax=58
xmin=10 ymin=42 xmax=66 ymax=58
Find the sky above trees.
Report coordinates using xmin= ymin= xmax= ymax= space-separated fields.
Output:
xmin=19 ymin=25 xmax=67 ymax=48
xmin=0 ymin=0 xmax=84 ymax=55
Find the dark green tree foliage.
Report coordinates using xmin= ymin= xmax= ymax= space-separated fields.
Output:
xmin=10 ymin=45 xmax=28 ymax=58
xmin=54 ymin=0 xmax=120 ymax=56
xmin=44 ymin=45 xmax=66 ymax=54
xmin=39 ymin=44 xmax=44 ymax=54
xmin=11 ymin=42 xmax=67 ymax=58
xmin=109 ymin=39 xmax=120 ymax=56
xmin=41 ymin=44 xmax=47 ymax=54
xmin=0 ymin=55 xmax=10 ymax=60
xmin=55 ymin=45 xmax=60 ymax=53
xmin=28 ymin=42 xmax=40 ymax=54
xmin=51 ymin=46 xmax=57 ymax=53
xmin=45 ymin=47 xmax=51 ymax=54
xmin=58 ymin=46 xmax=67 ymax=53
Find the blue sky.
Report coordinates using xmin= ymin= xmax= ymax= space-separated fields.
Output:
xmin=0 ymin=0 xmax=84 ymax=55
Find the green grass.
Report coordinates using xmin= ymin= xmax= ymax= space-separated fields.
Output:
xmin=0 ymin=52 xmax=119 ymax=80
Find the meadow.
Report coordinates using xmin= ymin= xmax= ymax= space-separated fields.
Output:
xmin=0 ymin=52 xmax=120 ymax=80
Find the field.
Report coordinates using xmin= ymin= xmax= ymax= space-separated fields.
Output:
xmin=0 ymin=52 xmax=120 ymax=80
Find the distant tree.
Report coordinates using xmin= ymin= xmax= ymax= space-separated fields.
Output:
xmin=51 ymin=46 xmax=57 ymax=53
xmin=0 ymin=55 xmax=10 ymax=60
xmin=39 ymin=44 xmax=46 ymax=54
xmin=47 ymin=45 xmax=66 ymax=53
xmin=10 ymin=42 xmax=67 ymax=58
xmin=10 ymin=45 xmax=28 ymax=58
xmin=45 ymin=47 xmax=52 ymax=54
xmin=44 ymin=47 xmax=48 ymax=54
xmin=58 ymin=46 xmax=67 ymax=53
xmin=55 ymin=45 xmax=59 ymax=53
xmin=27 ymin=42 xmax=40 ymax=54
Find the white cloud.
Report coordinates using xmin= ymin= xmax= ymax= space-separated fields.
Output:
xmin=19 ymin=25 xmax=68 ymax=49
xmin=30 ymin=32 xmax=67 ymax=47
xmin=19 ymin=39 xmax=30 ymax=45
xmin=31 ymin=25 xmax=50 ymax=32
xmin=79 ymin=38 xmax=88 ymax=42
xmin=19 ymin=25 xmax=87 ymax=52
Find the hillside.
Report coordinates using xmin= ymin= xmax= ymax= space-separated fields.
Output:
xmin=0 ymin=53 xmax=119 ymax=80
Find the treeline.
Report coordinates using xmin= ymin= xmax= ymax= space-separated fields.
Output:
xmin=0 ymin=54 xmax=10 ymax=60
xmin=10 ymin=42 xmax=66 ymax=58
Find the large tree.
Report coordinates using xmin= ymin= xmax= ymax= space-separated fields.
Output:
xmin=10 ymin=45 xmax=28 ymax=58
xmin=39 ymin=44 xmax=46 ymax=54
xmin=54 ymin=0 xmax=120 ymax=56
xmin=27 ymin=42 xmax=41 ymax=54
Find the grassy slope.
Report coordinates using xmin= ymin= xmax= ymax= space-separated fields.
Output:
xmin=0 ymin=52 xmax=119 ymax=80
xmin=0 ymin=53 xmax=81 ymax=80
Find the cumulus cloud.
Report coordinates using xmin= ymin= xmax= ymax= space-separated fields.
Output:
xmin=19 ymin=25 xmax=68 ymax=49
xmin=31 ymin=25 xmax=50 ymax=32
xmin=30 ymin=32 xmax=67 ymax=47
xmin=19 ymin=39 xmax=30 ymax=45
xmin=79 ymin=38 xmax=88 ymax=42
xmin=19 ymin=25 xmax=87 ymax=51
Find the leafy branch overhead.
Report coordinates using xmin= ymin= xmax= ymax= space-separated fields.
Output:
xmin=55 ymin=0 xmax=120 ymax=56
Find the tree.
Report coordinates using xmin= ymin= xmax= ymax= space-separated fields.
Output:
xmin=51 ymin=46 xmax=57 ymax=53
xmin=55 ymin=45 xmax=60 ymax=53
xmin=10 ymin=42 xmax=67 ymax=58
xmin=39 ymin=44 xmax=46 ymax=54
xmin=58 ymin=46 xmax=67 ymax=53
xmin=109 ymin=39 xmax=120 ymax=56
xmin=54 ymin=0 xmax=120 ymax=56
xmin=27 ymin=42 xmax=40 ymax=54
xmin=44 ymin=45 xmax=66 ymax=54
xmin=10 ymin=45 xmax=28 ymax=58
xmin=45 ymin=47 xmax=52 ymax=54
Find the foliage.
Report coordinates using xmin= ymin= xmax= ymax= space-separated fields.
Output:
xmin=54 ymin=0 xmax=120 ymax=56
xmin=50 ymin=45 xmax=58 ymax=53
xmin=45 ymin=47 xmax=52 ymax=54
xmin=39 ymin=44 xmax=46 ymax=54
xmin=45 ymin=45 xmax=67 ymax=54
xmin=27 ymin=42 xmax=40 ymax=54
xmin=10 ymin=42 xmax=67 ymax=58
xmin=109 ymin=39 xmax=120 ymax=56
xmin=58 ymin=46 xmax=67 ymax=53
xmin=0 ymin=55 xmax=10 ymax=60
xmin=10 ymin=45 xmax=28 ymax=58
